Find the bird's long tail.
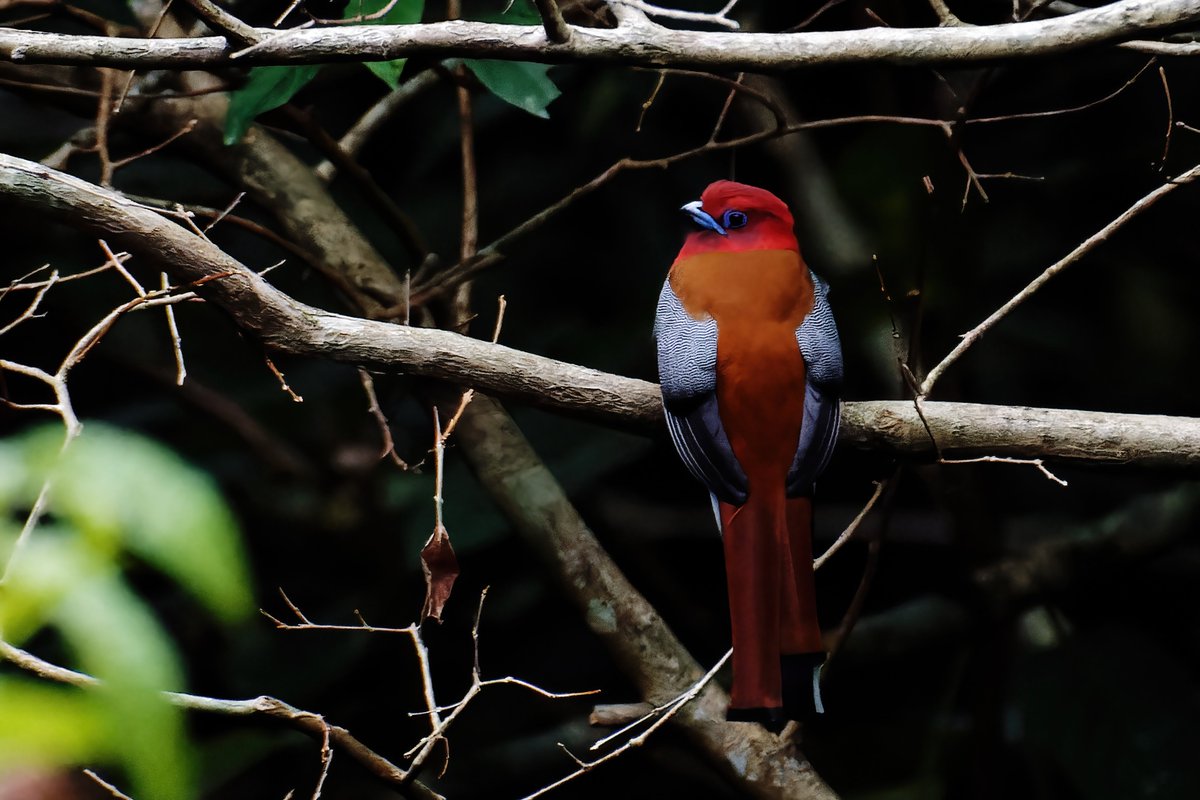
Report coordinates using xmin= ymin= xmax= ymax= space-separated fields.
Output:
xmin=720 ymin=493 xmax=824 ymax=729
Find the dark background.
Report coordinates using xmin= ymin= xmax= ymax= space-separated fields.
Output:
xmin=2 ymin=1 xmax=1200 ymax=798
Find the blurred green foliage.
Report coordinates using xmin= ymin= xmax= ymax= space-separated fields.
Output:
xmin=0 ymin=424 xmax=252 ymax=799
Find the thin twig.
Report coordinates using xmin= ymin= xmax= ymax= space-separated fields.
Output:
xmin=965 ymin=58 xmax=1156 ymax=124
xmin=708 ymin=71 xmax=746 ymax=144
xmin=310 ymin=722 xmax=333 ymax=800
xmin=1157 ymin=65 xmax=1173 ymax=170
xmin=281 ymin=106 xmax=430 ymax=261
xmin=0 ymin=640 xmax=441 ymax=800
xmin=409 ymin=113 xmax=949 ymax=306
xmin=919 ymin=162 xmax=1200 ymax=395
xmin=785 ymin=0 xmax=849 ymax=31
xmin=263 ymin=354 xmax=303 ymax=402
xmin=635 ymin=70 xmax=665 ymax=133
xmin=109 ymin=118 xmax=198 ymax=170
xmin=940 ymin=455 xmax=1068 ymax=486
xmin=82 ymin=770 xmax=135 ymax=800
xmin=0 ymin=269 xmax=58 ymax=336
xmin=610 ymin=0 xmax=741 ymax=29
xmin=202 ymin=191 xmax=246 ymax=233
xmin=314 ymin=70 xmax=441 ymax=181
xmin=0 ymin=276 xmax=217 ymax=583
xmin=814 ymin=479 xmax=888 ymax=569
xmin=520 ymin=650 xmax=730 ymax=800
xmin=161 ymin=272 xmax=186 ymax=385
xmin=182 ymin=0 xmax=262 ymax=45
xmin=94 ymin=67 xmax=116 ymax=187
xmin=274 ymin=0 xmax=304 ymax=26
xmin=99 ymin=238 xmax=146 ymax=296
xmin=113 ymin=0 xmax=175 ymax=115
xmin=358 ymin=368 xmax=409 ymax=468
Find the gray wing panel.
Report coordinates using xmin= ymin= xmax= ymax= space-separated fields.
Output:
xmin=664 ymin=394 xmax=748 ymax=506
xmin=786 ymin=381 xmax=840 ymax=497
xmin=655 ymin=280 xmax=717 ymax=404
xmin=655 ymin=279 xmax=748 ymax=505
xmin=796 ymin=270 xmax=843 ymax=389
xmin=787 ymin=270 xmax=843 ymax=496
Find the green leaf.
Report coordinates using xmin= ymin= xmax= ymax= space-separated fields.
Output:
xmin=463 ymin=60 xmax=560 ymax=118
xmin=1 ymin=536 xmax=193 ymax=798
xmin=224 ymin=65 xmax=321 ymax=145
xmin=346 ymin=0 xmax=425 ymax=89
xmin=56 ymin=573 xmax=192 ymax=800
xmin=13 ymin=424 xmax=253 ymax=623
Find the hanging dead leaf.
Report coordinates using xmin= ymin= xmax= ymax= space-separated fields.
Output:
xmin=420 ymin=523 xmax=459 ymax=623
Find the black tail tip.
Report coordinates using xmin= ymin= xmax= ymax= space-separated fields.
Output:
xmin=726 ymin=653 xmax=827 ymax=732
xmin=726 ymin=705 xmax=791 ymax=733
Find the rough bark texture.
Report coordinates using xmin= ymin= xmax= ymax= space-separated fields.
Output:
xmin=1 ymin=0 xmax=1197 ymax=70
xmin=3 ymin=153 xmax=1200 ymax=468
xmin=452 ymin=394 xmax=839 ymax=800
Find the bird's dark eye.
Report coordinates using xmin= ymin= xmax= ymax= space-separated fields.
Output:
xmin=723 ymin=210 xmax=748 ymax=229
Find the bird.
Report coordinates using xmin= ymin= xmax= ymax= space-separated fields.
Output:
xmin=653 ymin=180 xmax=842 ymax=731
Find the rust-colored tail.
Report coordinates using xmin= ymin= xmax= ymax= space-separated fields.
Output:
xmin=720 ymin=493 xmax=824 ymax=729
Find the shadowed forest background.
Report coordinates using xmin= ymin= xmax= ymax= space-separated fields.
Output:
xmin=2 ymin=1 xmax=1200 ymax=798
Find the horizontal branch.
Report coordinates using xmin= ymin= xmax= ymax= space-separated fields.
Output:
xmin=2 ymin=153 xmax=1200 ymax=469
xmin=1 ymin=0 xmax=1196 ymax=70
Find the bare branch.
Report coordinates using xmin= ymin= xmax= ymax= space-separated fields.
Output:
xmin=82 ymin=770 xmax=135 ymax=800
xmin=814 ymin=479 xmax=887 ymax=569
xmin=519 ymin=650 xmax=732 ymax=800
xmin=181 ymin=0 xmax=263 ymax=45
xmin=4 ymin=154 xmax=1200 ymax=469
xmin=610 ymin=0 xmax=742 ymax=30
xmin=1 ymin=0 xmax=1195 ymax=70
xmin=0 ymin=640 xmax=444 ymax=800
xmin=358 ymin=368 xmax=410 ymax=468
xmin=533 ymin=0 xmax=572 ymax=43
xmin=919 ymin=162 xmax=1200 ymax=396
xmin=314 ymin=70 xmax=440 ymax=181
xmin=0 ymin=268 xmax=57 ymax=336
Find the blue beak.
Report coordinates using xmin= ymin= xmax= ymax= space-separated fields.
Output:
xmin=682 ymin=200 xmax=726 ymax=236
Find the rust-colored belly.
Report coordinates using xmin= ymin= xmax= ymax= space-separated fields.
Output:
xmin=669 ymin=249 xmax=814 ymax=494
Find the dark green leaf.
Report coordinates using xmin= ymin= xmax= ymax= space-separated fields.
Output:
xmin=463 ymin=60 xmax=560 ymax=118
xmin=224 ymin=65 xmax=321 ymax=145
xmin=346 ymin=0 xmax=425 ymax=89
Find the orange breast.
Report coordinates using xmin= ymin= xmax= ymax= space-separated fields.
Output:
xmin=669 ymin=250 xmax=814 ymax=493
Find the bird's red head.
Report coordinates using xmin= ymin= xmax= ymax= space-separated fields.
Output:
xmin=675 ymin=180 xmax=799 ymax=263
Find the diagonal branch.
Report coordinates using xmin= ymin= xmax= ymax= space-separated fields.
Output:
xmin=181 ymin=0 xmax=262 ymax=46
xmin=533 ymin=0 xmax=572 ymax=43
xmin=919 ymin=162 xmax=1200 ymax=396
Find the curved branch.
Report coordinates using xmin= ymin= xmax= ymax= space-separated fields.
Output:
xmin=1 ymin=0 xmax=1196 ymax=70
xmin=0 ymin=640 xmax=443 ymax=800
xmin=3 ymin=153 xmax=1200 ymax=469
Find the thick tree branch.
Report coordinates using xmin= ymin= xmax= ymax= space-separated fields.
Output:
xmin=2 ymin=154 xmax=1200 ymax=468
xmin=1 ymin=0 xmax=1196 ymax=70
xmin=448 ymin=394 xmax=839 ymax=800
